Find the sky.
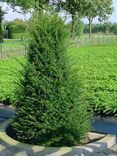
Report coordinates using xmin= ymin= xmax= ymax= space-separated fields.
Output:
xmin=1 ymin=0 xmax=117 ymax=23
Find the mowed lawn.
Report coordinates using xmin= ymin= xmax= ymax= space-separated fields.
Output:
xmin=0 ymin=44 xmax=117 ymax=115
xmin=67 ymin=44 xmax=117 ymax=115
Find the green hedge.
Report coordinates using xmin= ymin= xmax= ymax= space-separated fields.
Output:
xmin=12 ymin=33 xmax=25 ymax=39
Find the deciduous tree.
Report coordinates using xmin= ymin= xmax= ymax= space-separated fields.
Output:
xmin=85 ymin=0 xmax=113 ymax=37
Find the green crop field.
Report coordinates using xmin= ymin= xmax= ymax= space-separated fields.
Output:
xmin=0 ymin=44 xmax=117 ymax=115
xmin=67 ymin=44 xmax=117 ymax=115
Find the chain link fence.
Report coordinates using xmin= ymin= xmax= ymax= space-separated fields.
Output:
xmin=73 ymin=34 xmax=117 ymax=47
xmin=0 ymin=35 xmax=117 ymax=59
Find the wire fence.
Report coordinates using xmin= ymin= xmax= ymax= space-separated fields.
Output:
xmin=0 ymin=35 xmax=117 ymax=59
xmin=0 ymin=40 xmax=27 ymax=59
xmin=73 ymin=34 xmax=117 ymax=47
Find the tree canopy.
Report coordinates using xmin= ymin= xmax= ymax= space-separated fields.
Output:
xmin=2 ymin=0 xmax=114 ymax=37
xmin=84 ymin=0 xmax=113 ymax=36
xmin=6 ymin=0 xmax=50 ymax=11
xmin=55 ymin=0 xmax=113 ymax=37
xmin=0 ymin=6 xmax=5 ymax=42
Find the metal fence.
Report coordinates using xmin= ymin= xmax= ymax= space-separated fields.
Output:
xmin=73 ymin=34 xmax=117 ymax=47
xmin=0 ymin=40 xmax=27 ymax=59
xmin=0 ymin=35 xmax=117 ymax=59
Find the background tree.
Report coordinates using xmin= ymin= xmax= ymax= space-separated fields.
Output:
xmin=57 ymin=0 xmax=86 ymax=37
xmin=111 ymin=23 xmax=117 ymax=34
xmin=85 ymin=1 xmax=99 ymax=37
xmin=76 ymin=19 xmax=84 ymax=37
xmin=98 ymin=0 xmax=113 ymax=24
xmin=5 ymin=0 xmax=85 ymax=37
xmin=4 ymin=19 xmax=28 ymax=39
xmin=6 ymin=0 xmax=113 ymax=38
xmin=0 ymin=6 xmax=5 ymax=42
xmin=85 ymin=0 xmax=113 ymax=37
xmin=6 ymin=0 xmax=50 ymax=12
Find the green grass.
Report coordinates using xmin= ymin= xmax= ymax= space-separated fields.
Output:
xmin=0 ymin=57 xmax=25 ymax=104
xmin=67 ymin=44 xmax=117 ymax=115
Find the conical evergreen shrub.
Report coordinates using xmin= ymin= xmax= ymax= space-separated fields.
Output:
xmin=12 ymin=13 xmax=91 ymax=147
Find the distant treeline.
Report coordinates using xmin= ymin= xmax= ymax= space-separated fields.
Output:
xmin=84 ymin=23 xmax=117 ymax=35
xmin=67 ymin=20 xmax=117 ymax=37
xmin=3 ymin=19 xmax=28 ymax=39
xmin=3 ymin=18 xmax=117 ymax=39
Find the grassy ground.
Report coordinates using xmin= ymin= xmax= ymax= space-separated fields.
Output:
xmin=0 ymin=43 xmax=117 ymax=115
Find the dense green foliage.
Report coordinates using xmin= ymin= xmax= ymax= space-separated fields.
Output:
xmin=53 ymin=0 xmax=113 ymax=37
xmin=12 ymin=14 xmax=90 ymax=147
xmin=6 ymin=0 xmax=50 ymax=11
xmin=1 ymin=42 xmax=117 ymax=115
xmin=67 ymin=44 xmax=117 ymax=115
xmin=5 ymin=19 xmax=27 ymax=39
xmin=0 ymin=57 xmax=25 ymax=104
xmin=84 ymin=0 xmax=113 ymax=37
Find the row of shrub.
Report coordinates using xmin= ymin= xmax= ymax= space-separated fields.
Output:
xmin=3 ymin=19 xmax=28 ymax=39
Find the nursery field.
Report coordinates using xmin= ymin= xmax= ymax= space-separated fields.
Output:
xmin=67 ymin=44 xmax=117 ymax=115
xmin=0 ymin=44 xmax=117 ymax=115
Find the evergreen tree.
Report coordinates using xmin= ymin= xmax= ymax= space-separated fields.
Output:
xmin=12 ymin=13 xmax=90 ymax=147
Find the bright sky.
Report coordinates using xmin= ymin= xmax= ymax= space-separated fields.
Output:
xmin=2 ymin=0 xmax=117 ymax=23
